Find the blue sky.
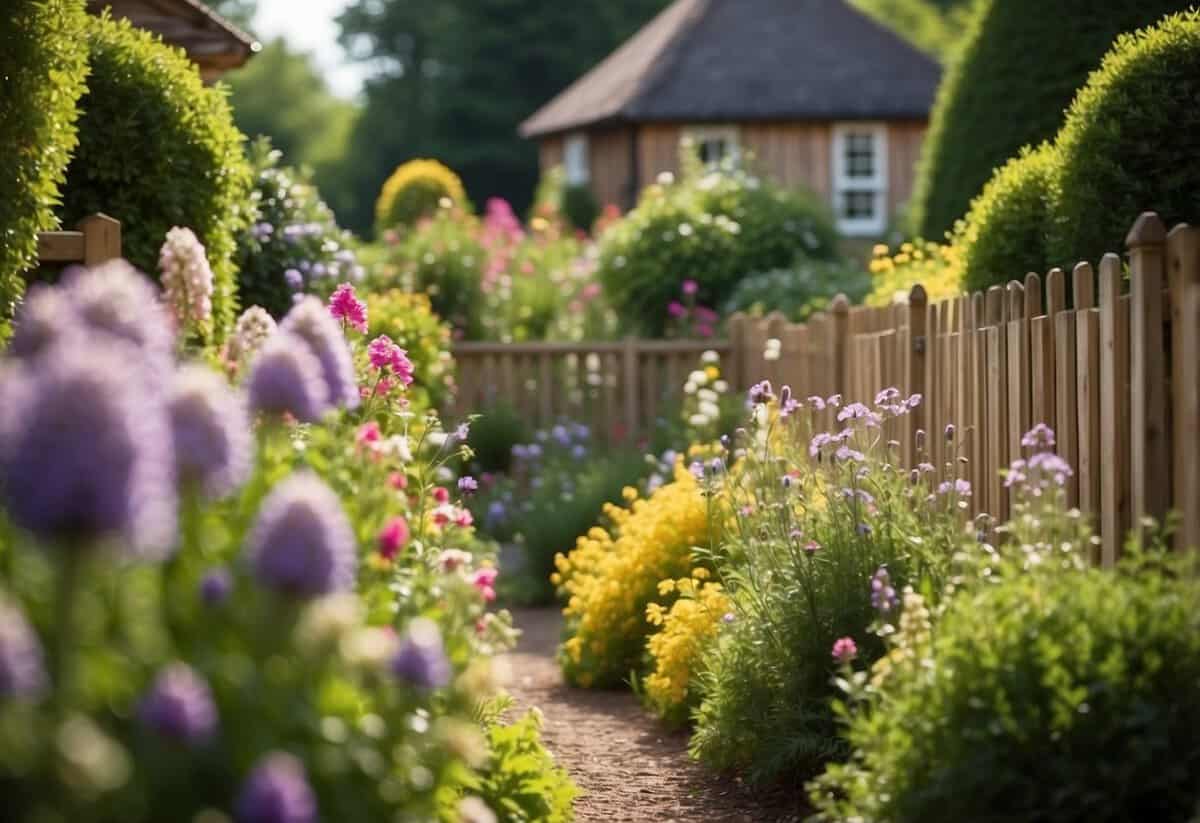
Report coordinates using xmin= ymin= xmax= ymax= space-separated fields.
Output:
xmin=252 ymin=0 xmax=366 ymax=99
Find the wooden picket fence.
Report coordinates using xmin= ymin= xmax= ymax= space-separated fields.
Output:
xmin=728 ymin=211 xmax=1199 ymax=560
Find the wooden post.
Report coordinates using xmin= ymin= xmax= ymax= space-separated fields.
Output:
xmin=1074 ymin=262 xmax=1101 ymax=521
xmin=985 ymin=285 xmax=1008 ymax=521
xmin=904 ymin=285 xmax=928 ymax=468
xmin=1098 ymin=253 xmax=1129 ymax=565
xmin=1048 ymin=267 xmax=1077 ymax=505
xmin=79 ymin=214 xmax=121 ymax=265
xmin=1167 ymin=224 xmax=1200 ymax=552
xmin=766 ymin=311 xmax=789 ymax=390
xmin=1125 ymin=212 xmax=1169 ymax=535
xmin=622 ymin=338 xmax=640 ymax=443
xmin=830 ymin=295 xmax=850 ymax=400
xmin=1006 ymin=279 xmax=1030 ymax=464
xmin=726 ymin=313 xmax=747 ymax=392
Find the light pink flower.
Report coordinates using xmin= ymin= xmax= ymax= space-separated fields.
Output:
xmin=832 ymin=636 xmax=858 ymax=664
xmin=472 ymin=567 xmax=498 ymax=602
xmin=682 ymin=279 xmax=699 ymax=296
xmin=329 ymin=283 xmax=367 ymax=333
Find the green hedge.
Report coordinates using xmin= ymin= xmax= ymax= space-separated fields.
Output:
xmin=909 ymin=0 xmax=1193 ymax=239
xmin=1049 ymin=11 xmax=1200 ymax=266
xmin=0 ymin=0 xmax=89 ymax=339
xmin=60 ymin=13 xmax=252 ymax=336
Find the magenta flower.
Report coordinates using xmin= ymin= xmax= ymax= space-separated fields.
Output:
xmin=472 ymin=567 xmax=498 ymax=602
xmin=832 ymin=636 xmax=858 ymax=664
xmin=328 ymin=282 xmax=367 ymax=333
xmin=366 ymin=335 xmax=415 ymax=386
xmin=682 ymin=279 xmax=699 ymax=296
xmin=667 ymin=301 xmax=687 ymax=318
xmin=377 ymin=516 xmax=409 ymax=560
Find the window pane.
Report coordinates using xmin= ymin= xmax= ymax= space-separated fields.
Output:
xmin=698 ymin=138 xmax=726 ymax=165
xmin=841 ymin=190 xmax=876 ymax=219
xmin=843 ymin=132 xmax=876 ymax=178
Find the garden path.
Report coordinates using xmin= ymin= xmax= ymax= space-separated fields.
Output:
xmin=498 ymin=608 xmax=805 ymax=823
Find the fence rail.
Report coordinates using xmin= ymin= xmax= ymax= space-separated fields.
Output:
xmin=35 ymin=214 xmax=122 ymax=268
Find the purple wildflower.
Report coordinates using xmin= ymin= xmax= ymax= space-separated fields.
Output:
xmin=284 ymin=269 xmax=304 ymax=291
xmin=391 ymin=618 xmax=451 ymax=689
xmin=944 ymin=424 xmax=956 ymax=442
xmin=689 ymin=461 xmax=705 ymax=481
xmin=826 ymin=394 xmax=842 ymax=407
xmin=937 ymin=478 xmax=973 ymax=498
xmin=837 ymin=402 xmax=881 ymax=427
xmin=62 ymin=260 xmax=174 ymax=365
xmin=235 ymin=752 xmax=317 ymax=823
xmin=200 ymin=567 xmax=233 ymax=606
xmin=874 ymin=387 xmax=901 ymax=406
xmin=458 ymin=476 xmax=478 ymax=496
xmin=748 ymin=380 xmax=774 ymax=405
xmin=138 ymin=663 xmax=218 ymax=744
xmin=809 ymin=432 xmax=834 ymax=457
xmin=870 ymin=566 xmax=897 ymax=613
xmin=835 ymin=445 xmax=865 ymax=463
xmin=0 ymin=341 xmax=176 ymax=558
xmin=168 ymin=365 xmax=252 ymax=498
xmin=246 ymin=332 xmax=331 ymax=423
xmin=246 ymin=472 xmax=356 ymax=599
xmin=8 ymin=284 xmax=74 ymax=360
xmin=1021 ymin=423 xmax=1056 ymax=451
xmin=280 ymin=296 xmax=359 ymax=409
xmin=906 ymin=393 xmax=923 ymax=408
xmin=0 ymin=599 xmax=46 ymax=698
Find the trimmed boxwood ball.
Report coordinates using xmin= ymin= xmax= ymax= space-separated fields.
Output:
xmin=0 ymin=0 xmax=89 ymax=340
xmin=909 ymin=0 xmax=1193 ymax=239
xmin=561 ymin=183 xmax=599 ymax=233
xmin=958 ymin=143 xmax=1056 ymax=293
xmin=59 ymin=13 xmax=252 ymax=337
xmin=374 ymin=158 xmax=468 ymax=235
xmin=811 ymin=564 xmax=1200 ymax=823
xmin=1049 ymin=11 xmax=1200 ymax=267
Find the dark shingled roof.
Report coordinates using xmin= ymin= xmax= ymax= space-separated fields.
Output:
xmin=520 ymin=0 xmax=942 ymax=138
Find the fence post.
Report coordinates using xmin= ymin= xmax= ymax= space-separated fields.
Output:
xmin=830 ymin=294 xmax=849 ymax=399
xmin=904 ymin=285 xmax=927 ymax=468
xmin=1073 ymin=262 xmax=1101 ymax=525
xmin=1167 ymin=224 xmax=1200 ymax=553
xmin=622 ymin=337 xmax=640 ymax=444
xmin=1098 ymin=252 xmax=1129 ymax=566
xmin=79 ymin=213 xmax=121 ymax=265
xmin=727 ymin=312 xmax=748 ymax=392
xmin=1126 ymin=212 xmax=1169 ymax=539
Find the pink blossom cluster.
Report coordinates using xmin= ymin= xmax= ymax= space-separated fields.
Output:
xmin=362 ymin=334 xmax=415 ymax=400
xmin=667 ymin=279 xmax=719 ymax=338
xmin=158 ymin=227 xmax=214 ymax=332
xmin=328 ymin=283 xmax=367 ymax=333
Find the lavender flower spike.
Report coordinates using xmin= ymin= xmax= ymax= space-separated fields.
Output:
xmin=246 ymin=472 xmax=356 ymax=599
xmin=0 ymin=598 xmax=47 ymax=698
xmin=8 ymin=284 xmax=74 ymax=360
xmin=392 ymin=617 xmax=451 ymax=689
xmin=169 ymin=365 xmax=252 ymax=498
xmin=0 ymin=341 xmax=176 ymax=558
xmin=235 ymin=752 xmax=317 ymax=823
xmin=280 ymin=296 xmax=359 ymax=409
xmin=138 ymin=663 xmax=218 ymax=744
xmin=62 ymin=259 xmax=175 ymax=365
xmin=246 ymin=332 xmax=331 ymax=423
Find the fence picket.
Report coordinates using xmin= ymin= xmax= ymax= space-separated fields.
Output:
xmin=1167 ymin=225 xmax=1200 ymax=552
xmin=1099 ymin=254 xmax=1130 ymax=565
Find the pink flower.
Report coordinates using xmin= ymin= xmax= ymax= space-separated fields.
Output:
xmin=437 ymin=549 xmax=471 ymax=572
xmin=472 ymin=567 xmax=498 ymax=602
xmin=682 ymin=279 xmax=699 ymax=296
xmin=356 ymin=421 xmax=381 ymax=451
xmin=377 ymin=516 xmax=409 ymax=560
xmin=832 ymin=636 xmax=858 ymax=664
xmin=693 ymin=305 xmax=719 ymax=323
xmin=581 ymin=283 xmax=601 ymax=301
xmin=388 ymin=472 xmax=408 ymax=490
xmin=432 ymin=505 xmax=453 ymax=527
xmin=329 ymin=283 xmax=367 ymax=333
xmin=454 ymin=508 xmax=473 ymax=528
xmin=432 ymin=487 xmax=450 ymax=504
xmin=667 ymin=301 xmax=687 ymax=318
xmin=366 ymin=335 xmax=415 ymax=386
xmin=696 ymin=324 xmax=714 ymax=338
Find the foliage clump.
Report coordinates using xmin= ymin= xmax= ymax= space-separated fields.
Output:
xmin=60 ymin=13 xmax=252 ymax=336
xmin=375 ymin=158 xmax=468 ymax=234
xmin=724 ymin=261 xmax=871 ymax=321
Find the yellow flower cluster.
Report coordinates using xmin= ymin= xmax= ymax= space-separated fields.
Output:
xmin=643 ymin=570 xmax=731 ymax=723
xmin=865 ymin=238 xmax=964 ymax=306
xmin=553 ymin=463 xmax=713 ymax=687
xmin=375 ymin=158 xmax=467 ymax=231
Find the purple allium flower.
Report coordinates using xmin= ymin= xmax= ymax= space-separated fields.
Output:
xmin=1021 ymin=423 xmax=1056 ymax=451
xmin=0 ymin=341 xmax=176 ymax=558
xmin=0 ymin=598 xmax=46 ymax=698
xmin=937 ymin=478 xmax=973 ymax=498
xmin=138 ymin=663 xmax=218 ymax=744
xmin=200 ymin=567 xmax=233 ymax=606
xmin=168 ymin=366 xmax=251 ymax=498
xmin=457 ymin=476 xmax=478 ymax=496
xmin=62 ymin=260 xmax=174 ymax=365
xmin=246 ymin=472 xmax=356 ymax=599
xmin=235 ymin=752 xmax=317 ymax=823
xmin=832 ymin=636 xmax=858 ymax=664
xmin=159 ymin=227 xmax=214 ymax=332
xmin=246 ymin=332 xmax=331 ymax=423
xmin=391 ymin=618 xmax=451 ymax=689
xmin=8 ymin=284 xmax=74 ymax=360
xmin=280 ymin=296 xmax=359 ymax=409
xmin=870 ymin=566 xmax=897 ymax=613
xmin=284 ymin=269 xmax=304 ymax=291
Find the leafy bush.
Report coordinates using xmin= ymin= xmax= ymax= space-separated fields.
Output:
xmin=466 ymin=405 xmax=530 ymax=476
xmin=723 ymin=261 xmax=872 ymax=321
xmin=60 ymin=13 xmax=253 ymax=336
xmin=375 ymin=158 xmax=468 ymax=234
xmin=0 ymin=0 xmax=88 ymax=339
xmin=958 ymin=143 xmax=1056 ymax=292
xmin=562 ymin=184 xmax=599 ymax=234
xmin=865 ymin=238 xmax=963 ymax=305
xmin=909 ymin=0 xmax=1192 ymax=238
xmin=474 ymin=704 xmax=578 ymax=822
xmin=1049 ymin=11 xmax=1200 ymax=267
xmin=366 ymin=289 xmax=456 ymax=412
xmin=598 ymin=153 xmax=838 ymax=336
xmin=235 ymin=138 xmax=362 ymax=319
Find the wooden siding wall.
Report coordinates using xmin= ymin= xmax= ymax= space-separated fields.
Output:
xmin=588 ymin=127 xmax=633 ymax=210
xmin=538 ymin=136 xmax=564 ymax=174
xmin=741 ymin=122 xmax=832 ymax=198
xmin=637 ymin=123 xmax=684 ymax=187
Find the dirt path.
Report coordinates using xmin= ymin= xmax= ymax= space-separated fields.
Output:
xmin=497 ymin=608 xmax=805 ymax=823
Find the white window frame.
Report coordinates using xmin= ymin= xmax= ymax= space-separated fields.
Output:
xmin=831 ymin=123 xmax=888 ymax=237
xmin=564 ymin=133 xmax=590 ymax=185
xmin=683 ymin=125 xmax=741 ymax=168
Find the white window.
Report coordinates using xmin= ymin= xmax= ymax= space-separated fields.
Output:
xmin=684 ymin=125 xmax=740 ymax=167
xmin=564 ymin=134 xmax=589 ymax=184
xmin=832 ymin=123 xmax=888 ymax=236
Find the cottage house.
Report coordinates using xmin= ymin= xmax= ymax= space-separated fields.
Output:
xmin=519 ymin=0 xmax=941 ymax=237
xmin=86 ymin=0 xmax=258 ymax=82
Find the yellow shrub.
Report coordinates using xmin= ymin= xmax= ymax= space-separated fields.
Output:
xmin=375 ymin=158 xmax=468 ymax=232
xmin=554 ymin=463 xmax=714 ymax=687
xmin=865 ymin=238 xmax=963 ymax=306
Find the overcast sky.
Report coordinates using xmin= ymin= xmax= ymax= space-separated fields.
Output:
xmin=252 ymin=0 xmax=367 ymax=99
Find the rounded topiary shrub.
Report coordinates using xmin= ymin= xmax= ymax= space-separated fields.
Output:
xmin=60 ymin=13 xmax=252 ymax=336
xmin=235 ymin=138 xmax=361 ymax=318
xmin=1049 ymin=11 xmax=1200 ymax=266
xmin=0 ymin=0 xmax=89 ymax=338
xmin=561 ymin=183 xmax=599 ymax=234
xmin=375 ymin=158 xmax=467 ymax=234
xmin=598 ymin=168 xmax=838 ymax=336
xmin=812 ymin=563 xmax=1200 ymax=822
xmin=958 ymin=143 xmax=1057 ymax=293
xmin=909 ymin=0 xmax=1193 ymax=239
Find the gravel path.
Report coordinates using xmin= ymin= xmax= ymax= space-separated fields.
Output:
xmin=497 ymin=608 xmax=806 ymax=823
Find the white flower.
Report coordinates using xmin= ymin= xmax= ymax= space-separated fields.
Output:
xmin=158 ymin=226 xmax=214 ymax=332
xmin=683 ymin=381 xmax=698 ymax=395
xmin=699 ymin=400 xmax=720 ymax=419
xmin=698 ymin=388 xmax=719 ymax=403
xmin=427 ymin=432 xmax=448 ymax=448
xmin=754 ymin=404 xmax=769 ymax=428
xmin=688 ymin=370 xmax=708 ymax=387
xmin=678 ymin=223 xmax=694 ymax=237
xmin=656 ymin=171 xmax=675 ymax=186
xmin=701 ymin=350 xmax=720 ymax=364
xmin=688 ymin=413 xmax=709 ymax=427
xmin=384 ymin=435 xmax=412 ymax=462
xmin=764 ymin=349 xmax=780 ymax=362
xmin=713 ymin=380 xmax=729 ymax=393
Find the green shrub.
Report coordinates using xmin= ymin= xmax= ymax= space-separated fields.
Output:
xmin=561 ymin=184 xmax=599 ymax=234
xmin=474 ymin=703 xmax=578 ymax=822
xmin=723 ymin=260 xmax=872 ymax=321
xmin=958 ymin=143 xmax=1057 ymax=293
xmin=375 ymin=158 xmax=468 ymax=234
xmin=235 ymin=138 xmax=361 ymax=318
xmin=598 ymin=157 xmax=838 ymax=336
xmin=1049 ymin=11 xmax=1200 ymax=266
xmin=0 ymin=0 xmax=89 ymax=339
xmin=366 ymin=289 xmax=456 ymax=413
xmin=811 ymin=559 xmax=1200 ymax=822
xmin=466 ymin=405 xmax=529 ymax=476
xmin=909 ymin=0 xmax=1193 ymax=239
xmin=60 ymin=13 xmax=252 ymax=336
